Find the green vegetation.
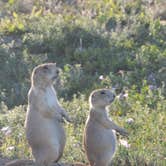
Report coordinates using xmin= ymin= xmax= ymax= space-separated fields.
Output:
xmin=0 ymin=0 xmax=166 ymax=165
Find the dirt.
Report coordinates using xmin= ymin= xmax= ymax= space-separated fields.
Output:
xmin=0 ymin=157 xmax=88 ymax=166
xmin=0 ymin=157 xmax=10 ymax=166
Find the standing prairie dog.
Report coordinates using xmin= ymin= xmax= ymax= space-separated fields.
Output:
xmin=5 ymin=63 xmax=87 ymax=166
xmin=25 ymin=63 xmax=72 ymax=166
xmin=83 ymin=89 xmax=128 ymax=166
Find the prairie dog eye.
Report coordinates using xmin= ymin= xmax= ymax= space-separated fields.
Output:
xmin=43 ymin=66 xmax=49 ymax=70
xmin=100 ymin=91 xmax=106 ymax=95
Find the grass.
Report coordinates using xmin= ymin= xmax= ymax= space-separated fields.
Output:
xmin=0 ymin=87 xmax=166 ymax=165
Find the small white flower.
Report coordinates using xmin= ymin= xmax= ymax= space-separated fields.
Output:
xmin=1 ymin=126 xmax=12 ymax=136
xmin=119 ymin=139 xmax=130 ymax=148
xmin=117 ymin=92 xmax=128 ymax=100
xmin=126 ymin=118 xmax=134 ymax=124
xmin=73 ymin=143 xmax=79 ymax=148
xmin=7 ymin=146 xmax=15 ymax=151
xmin=123 ymin=93 xmax=128 ymax=98
xmin=19 ymin=132 xmax=23 ymax=136
xmin=116 ymin=94 xmax=121 ymax=99
xmin=99 ymin=75 xmax=104 ymax=80
xmin=1 ymin=126 xmax=10 ymax=132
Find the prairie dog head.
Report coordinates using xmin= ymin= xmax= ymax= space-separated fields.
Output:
xmin=89 ymin=89 xmax=115 ymax=109
xmin=31 ymin=63 xmax=60 ymax=87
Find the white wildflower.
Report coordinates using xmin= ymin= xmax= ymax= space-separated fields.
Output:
xmin=119 ymin=139 xmax=130 ymax=148
xmin=126 ymin=118 xmax=134 ymax=124
xmin=7 ymin=146 xmax=15 ymax=151
xmin=1 ymin=126 xmax=10 ymax=132
xmin=123 ymin=93 xmax=128 ymax=98
xmin=99 ymin=75 xmax=104 ymax=80
xmin=1 ymin=126 xmax=12 ymax=136
xmin=117 ymin=92 xmax=128 ymax=100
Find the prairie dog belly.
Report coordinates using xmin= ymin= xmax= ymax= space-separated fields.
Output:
xmin=26 ymin=63 xmax=68 ymax=165
xmin=45 ymin=86 xmax=58 ymax=110
xmin=25 ymin=109 xmax=66 ymax=153
xmin=85 ymin=120 xmax=116 ymax=154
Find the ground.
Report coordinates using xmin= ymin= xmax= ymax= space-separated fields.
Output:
xmin=0 ymin=157 xmax=10 ymax=165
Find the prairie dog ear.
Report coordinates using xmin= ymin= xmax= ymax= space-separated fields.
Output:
xmin=43 ymin=65 xmax=49 ymax=70
xmin=42 ymin=65 xmax=50 ymax=73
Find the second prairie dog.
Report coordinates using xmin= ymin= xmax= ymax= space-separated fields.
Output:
xmin=84 ymin=89 xmax=128 ymax=166
xmin=25 ymin=63 xmax=72 ymax=166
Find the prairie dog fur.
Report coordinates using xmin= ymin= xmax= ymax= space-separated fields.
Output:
xmin=25 ymin=63 xmax=71 ymax=166
xmin=83 ymin=89 xmax=128 ymax=166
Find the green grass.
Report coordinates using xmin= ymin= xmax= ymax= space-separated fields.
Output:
xmin=0 ymin=88 xmax=166 ymax=165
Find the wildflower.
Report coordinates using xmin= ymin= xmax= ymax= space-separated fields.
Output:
xmin=123 ymin=93 xmax=128 ymax=98
xmin=1 ymin=126 xmax=12 ymax=136
xmin=1 ymin=126 xmax=10 ymax=132
xmin=7 ymin=146 xmax=15 ymax=151
xmin=126 ymin=118 xmax=134 ymax=124
xmin=99 ymin=75 xmax=104 ymax=80
xmin=118 ymin=70 xmax=124 ymax=75
xmin=149 ymin=85 xmax=157 ymax=91
xmin=119 ymin=139 xmax=130 ymax=148
xmin=117 ymin=92 xmax=128 ymax=100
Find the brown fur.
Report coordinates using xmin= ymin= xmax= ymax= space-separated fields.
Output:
xmin=25 ymin=63 xmax=73 ymax=166
xmin=5 ymin=63 xmax=72 ymax=166
xmin=5 ymin=63 xmax=87 ymax=166
xmin=84 ymin=89 xmax=128 ymax=166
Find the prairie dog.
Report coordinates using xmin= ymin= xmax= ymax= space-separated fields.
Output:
xmin=83 ymin=89 xmax=128 ymax=166
xmin=25 ymin=63 xmax=71 ymax=166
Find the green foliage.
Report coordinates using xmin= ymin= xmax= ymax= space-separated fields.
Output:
xmin=0 ymin=0 xmax=165 ymax=107
xmin=0 ymin=12 xmax=25 ymax=34
xmin=0 ymin=87 xmax=165 ymax=165
xmin=0 ymin=105 xmax=31 ymax=158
